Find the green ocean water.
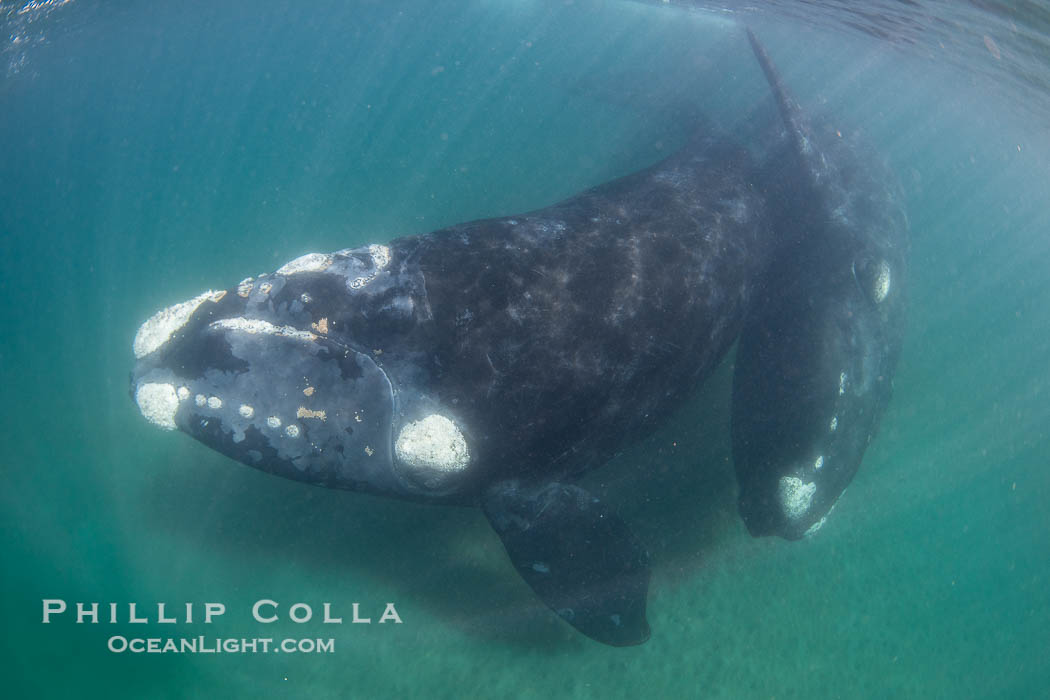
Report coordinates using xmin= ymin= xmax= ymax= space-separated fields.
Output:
xmin=2 ymin=0 xmax=1049 ymax=697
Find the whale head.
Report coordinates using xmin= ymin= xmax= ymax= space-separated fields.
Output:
xmin=129 ymin=245 xmax=474 ymax=501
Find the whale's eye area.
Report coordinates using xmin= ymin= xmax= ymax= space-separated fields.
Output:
xmin=395 ymin=414 xmax=471 ymax=489
xmin=852 ymin=256 xmax=891 ymax=304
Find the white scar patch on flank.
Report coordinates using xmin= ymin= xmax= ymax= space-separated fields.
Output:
xmin=135 ymin=382 xmax=179 ymax=430
xmin=133 ymin=290 xmax=225 ymax=359
xmin=395 ymin=414 xmax=470 ymax=473
xmin=778 ymin=476 xmax=816 ymax=521
xmin=277 ymin=253 xmax=333 ymax=276
xmin=210 ymin=318 xmax=317 ymax=342
xmin=872 ymin=260 xmax=891 ymax=303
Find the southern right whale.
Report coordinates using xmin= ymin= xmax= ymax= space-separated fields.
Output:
xmin=731 ymin=30 xmax=908 ymax=540
xmin=128 ymin=30 xmax=908 ymax=646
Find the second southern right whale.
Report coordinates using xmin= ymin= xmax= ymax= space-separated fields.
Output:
xmin=128 ymin=30 xmax=908 ymax=646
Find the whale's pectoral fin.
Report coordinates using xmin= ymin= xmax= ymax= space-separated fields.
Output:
xmin=481 ymin=479 xmax=651 ymax=646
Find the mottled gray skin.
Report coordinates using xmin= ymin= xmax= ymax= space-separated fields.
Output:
xmin=133 ymin=134 xmax=772 ymax=506
xmin=405 ymin=135 xmax=770 ymax=499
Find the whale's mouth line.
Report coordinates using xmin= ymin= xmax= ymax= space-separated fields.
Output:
xmin=202 ymin=313 xmax=394 ymax=392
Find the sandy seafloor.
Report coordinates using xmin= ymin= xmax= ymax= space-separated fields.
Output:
xmin=2 ymin=0 xmax=1049 ymax=697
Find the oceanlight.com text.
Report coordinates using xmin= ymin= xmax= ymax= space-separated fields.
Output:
xmin=107 ymin=636 xmax=335 ymax=654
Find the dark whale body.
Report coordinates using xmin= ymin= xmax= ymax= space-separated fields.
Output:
xmin=130 ymin=32 xmax=908 ymax=646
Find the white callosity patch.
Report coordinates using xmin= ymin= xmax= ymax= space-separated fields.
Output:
xmin=369 ymin=244 xmax=391 ymax=270
xmin=778 ymin=476 xmax=816 ymax=521
xmin=285 ymin=424 xmax=300 ymax=438
xmin=829 ymin=415 xmax=838 ymax=432
xmin=838 ymin=371 xmax=847 ymax=395
xmin=814 ymin=455 xmax=824 ymax=470
xmin=206 ymin=396 xmax=222 ymax=409
xmin=872 ymin=260 xmax=891 ymax=303
xmin=133 ymin=290 xmax=225 ymax=359
xmin=210 ymin=318 xmax=317 ymax=343
xmin=395 ymin=414 xmax=470 ymax=473
xmin=237 ymin=278 xmax=254 ymax=298
xmin=135 ymin=382 xmax=180 ymax=431
xmin=239 ymin=404 xmax=254 ymax=419
xmin=266 ymin=416 xmax=282 ymax=429
xmin=277 ymin=252 xmax=333 ymax=276
xmin=195 ymin=394 xmax=207 ymax=407
xmin=350 ymin=244 xmax=392 ymax=289
xmin=176 ymin=386 xmax=191 ymax=401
